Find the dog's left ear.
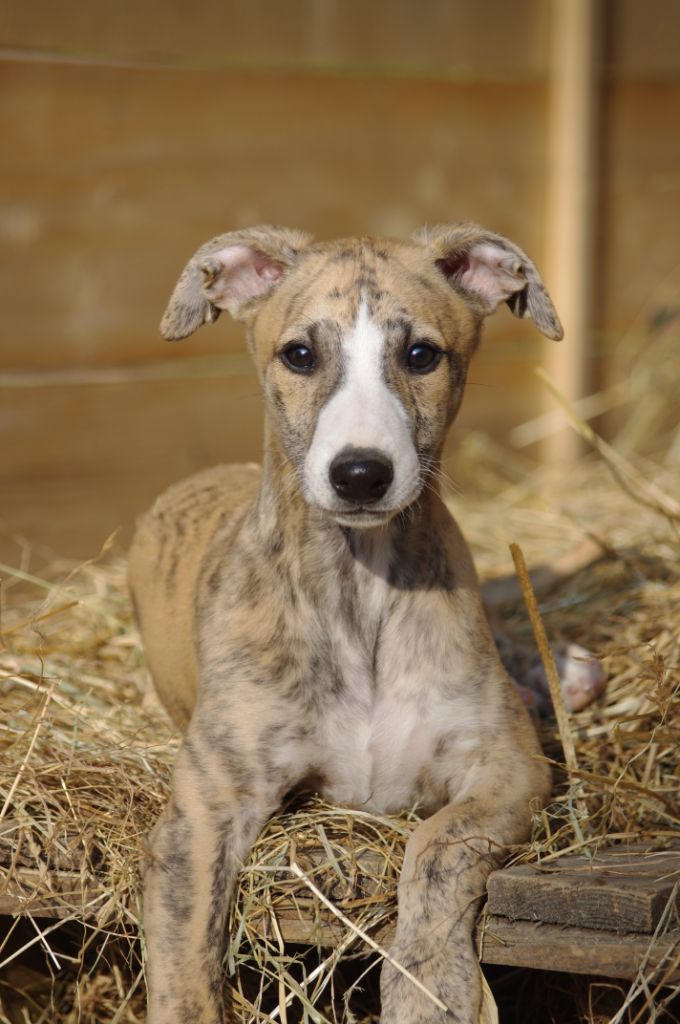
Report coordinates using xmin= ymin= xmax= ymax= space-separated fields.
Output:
xmin=160 ymin=225 xmax=314 ymax=340
xmin=415 ymin=223 xmax=563 ymax=341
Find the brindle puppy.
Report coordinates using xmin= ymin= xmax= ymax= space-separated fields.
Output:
xmin=130 ymin=223 xmax=577 ymax=1024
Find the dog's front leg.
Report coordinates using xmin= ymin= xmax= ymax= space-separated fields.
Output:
xmin=143 ymin=733 xmax=275 ymax=1024
xmin=380 ymin=744 xmax=549 ymax=1024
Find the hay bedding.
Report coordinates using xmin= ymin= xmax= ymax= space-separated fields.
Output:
xmin=0 ymin=444 xmax=678 ymax=1023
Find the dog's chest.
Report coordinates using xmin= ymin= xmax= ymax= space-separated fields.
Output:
xmin=318 ymin=682 xmax=443 ymax=814
xmin=313 ymin=538 xmax=451 ymax=814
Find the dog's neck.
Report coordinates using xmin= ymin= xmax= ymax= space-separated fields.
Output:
xmin=253 ymin=425 xmax=450 ymax=596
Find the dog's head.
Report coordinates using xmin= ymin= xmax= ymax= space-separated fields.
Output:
xmin=161 ymin=224 xmax=562 ymax=528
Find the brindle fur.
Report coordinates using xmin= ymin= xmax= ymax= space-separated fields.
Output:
xmin=130 ymin=224 xmax=560 ymax=1024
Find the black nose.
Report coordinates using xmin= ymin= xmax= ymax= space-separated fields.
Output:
xmin=329 ymin=448 xmax=394 ymax=504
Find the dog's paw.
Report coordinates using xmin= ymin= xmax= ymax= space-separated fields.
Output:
xmin=514 ymin=642 xmax=606 ymax=714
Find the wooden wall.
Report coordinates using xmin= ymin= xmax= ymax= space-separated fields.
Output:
xmin=1 ymin=1 xmax=679 ymax=560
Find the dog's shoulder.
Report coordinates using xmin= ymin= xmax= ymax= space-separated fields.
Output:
xmin=128 ymin=462 xmax=261 ymax=615
xmin=144 ymin=464 xmax=261 ymax=527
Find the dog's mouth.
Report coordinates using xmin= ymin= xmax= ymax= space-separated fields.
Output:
xmin=321 ymin=482 xmax=425 ymax=530
xmin=303 ymin=473 xmax=424 ymax=531
xmin=331 ymin=506 xmax=395 ymax=529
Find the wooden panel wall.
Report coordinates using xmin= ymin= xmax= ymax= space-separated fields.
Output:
xmin=1 ymin=0 xmax=678 ymax=560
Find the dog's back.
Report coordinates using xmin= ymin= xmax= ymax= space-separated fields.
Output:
xmin=128 ymin=463 xmax=260 ymax=729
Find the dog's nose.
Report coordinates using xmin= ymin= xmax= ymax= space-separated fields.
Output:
xmin=329 ymin=448 xmax=394 ymax=504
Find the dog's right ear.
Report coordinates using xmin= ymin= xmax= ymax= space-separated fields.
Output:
xmin=414 ymin=222 xmax=563 ymax=341
xmin=160 ymin=226 xmax=314 ymax=340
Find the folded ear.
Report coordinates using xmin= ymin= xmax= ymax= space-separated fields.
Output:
xmin=415 ymin=222 xmax=563 ymax=341
xmin=160 ymin=225 xmax=314 ymax=340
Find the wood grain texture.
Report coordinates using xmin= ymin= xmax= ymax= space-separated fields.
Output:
xmin=0 ymin=377 xmax=264 ymax=561
xmin=0 ymin=868 xmax=99 ymax=920
xmin=0 ymin=60 xmax=548 ymax=369
xmin=5 ymin=0 xmax=679 ymax=78
xmin=1 ymin=0 xmax=679 ymax=554
xmin=1 ymin=0 xmax=549 ymax=78
xmin=477 ymin=914 xmax=680 ymax=982
xmin=487 ymin=846 xmax=680 ymax=934
xmin=3 ymin=847 xmax=679 ymax=982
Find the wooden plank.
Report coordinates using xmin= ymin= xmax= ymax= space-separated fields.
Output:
xmin=0 ymin=56 xmax=552 ymax=560
xmin=477 ymin=914 xmax=680 ymax=983
xmin=1 ymin=0 xmax=548 ymax=79
xmin=248 ymin=898 xmax=359 ymax=949
xmin=245 ymin=904 xmax=680 ymax=983
xmin=607 ymin=0 xmax=680 ymax=79
xmin=4 ymin=857 xmax=680 ymax=983
xmin=0 ymin=61 xmax=548 ymax=370
xmin=0 ymin=868 xmax=99 ymax=920
xmin=3 ymin=884 xmax=678 ymax=985
xmin=8 ymin=0 xmax=680 ymax=81
xmin=0 ymin=376 xmax=263 ymax=563
xmin=487 ymin=846 xmax=680 ymax=934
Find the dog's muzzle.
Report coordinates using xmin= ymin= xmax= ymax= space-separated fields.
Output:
xmin=329 ymin=447 xmax=394 ymax=505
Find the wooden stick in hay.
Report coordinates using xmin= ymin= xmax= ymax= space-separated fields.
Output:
xmin=509 ymin=544 xmax=580 ymax=787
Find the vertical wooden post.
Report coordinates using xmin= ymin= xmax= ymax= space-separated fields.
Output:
xmin=543 ymin=0 xmax=603 ymax=464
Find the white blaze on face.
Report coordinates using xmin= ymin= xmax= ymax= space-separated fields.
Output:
xmin=303 ymin=300 xmax=421 ymax=516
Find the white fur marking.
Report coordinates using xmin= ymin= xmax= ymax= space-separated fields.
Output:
xmin=303 ymin=301 xmax=420 ymax=517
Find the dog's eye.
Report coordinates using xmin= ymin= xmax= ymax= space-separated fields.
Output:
xmin=280 ymin=342 xmax=315 ymax=373
xmin=406 ymin=342 xmax=442 ymax=374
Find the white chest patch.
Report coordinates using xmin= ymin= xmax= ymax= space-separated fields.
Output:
xmin=313 ymin=539 xmax=450 ymax=814
xmin=319 ymin=691 xmax=441 ymax=813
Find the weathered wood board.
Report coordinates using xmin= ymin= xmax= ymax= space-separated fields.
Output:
xmin=2 ymin=846 xmax=679 ymax=983
xmin=3 ymin=0 xmax=680 ymax=558
xmin=487 ymin=845 xmax=680 ymax=934
xmin=477 ymin=914 xmax=680 ymax=983
xmin=0 ymin=868 xmax=99 ymax=921
xmin=243 ymin=895 xmax=680 ymax=983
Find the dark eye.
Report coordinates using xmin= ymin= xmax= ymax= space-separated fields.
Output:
xmin=406 ymin=342 xmax=442 ymax=374
xmin=280 ymin=342 xmax=315 ymax=373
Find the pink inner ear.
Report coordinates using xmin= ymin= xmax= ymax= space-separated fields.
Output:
xmin=205 ymin=245 xmax=286 ymax=313
xmin=438 ymin=242 xmax=524 ymax=311
xmin=253 ymin=252 xmax=284 ymax=283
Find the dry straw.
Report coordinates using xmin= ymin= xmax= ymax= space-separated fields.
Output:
xmin=1 ymin=393 xmax=678 ymax=1021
